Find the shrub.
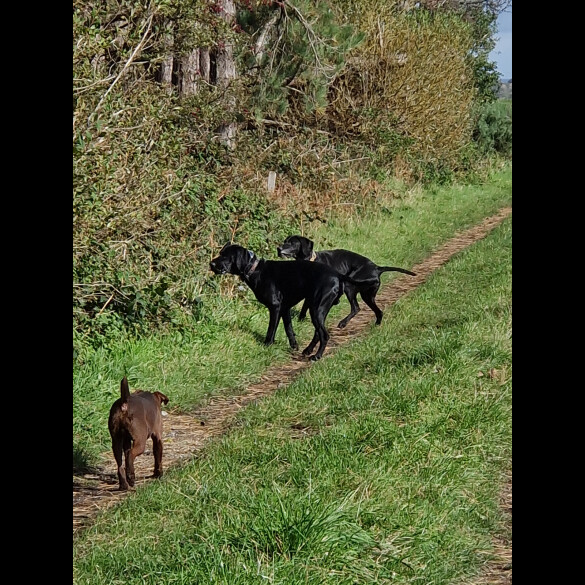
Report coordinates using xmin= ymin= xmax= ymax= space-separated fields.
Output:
xmin=473 ymin=100 xmax=512 ymax=156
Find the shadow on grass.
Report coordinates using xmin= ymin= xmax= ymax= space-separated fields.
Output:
xmin=73 ymin=445 xmax=101 ymax=475
xmin=237 ymin=307 xmax=305 ymax=347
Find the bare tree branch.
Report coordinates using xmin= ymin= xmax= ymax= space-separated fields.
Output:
xmin=254 ymin=7 xmax=282 ymax=66
xmin=88 ymin=11 xmax=154 ymax=126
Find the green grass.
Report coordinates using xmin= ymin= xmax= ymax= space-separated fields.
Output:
xmin=73 ymin=167 xmax=511 ymax=583
xmin=73 ymin=166 xmax=511 ymax=468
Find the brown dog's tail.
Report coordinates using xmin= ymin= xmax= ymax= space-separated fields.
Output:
xmin=120 ymin=376 xmax=131 ymax=402
xmin=377 ymin=266 xmax=416 ymax=277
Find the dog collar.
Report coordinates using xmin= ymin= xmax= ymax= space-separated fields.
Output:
xmin=310 ymin=251 xmax=317 ymax=261
xmin=245 ymin=257 xmax=259 ymax=277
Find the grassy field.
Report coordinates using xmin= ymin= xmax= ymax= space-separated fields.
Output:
xmin=73 ymin=166 xmax=511 ymax=584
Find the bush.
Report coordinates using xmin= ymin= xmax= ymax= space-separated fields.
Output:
xmin=73 ymin=0 xmax=511 ymax=357
xmin=473 ymin=100 xmax=512 ymax=156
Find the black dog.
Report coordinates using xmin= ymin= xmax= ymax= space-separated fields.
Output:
xmin=210 ymin=243 xmax=374 ymax=360
xmin=277 ymin=235 xmax=416 ymax=328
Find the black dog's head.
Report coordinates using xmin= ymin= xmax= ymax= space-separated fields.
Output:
xmin=210 ymin=243 xmax=255 ymax=276
xmin=277 ymin=235 xmax=314 ymax=260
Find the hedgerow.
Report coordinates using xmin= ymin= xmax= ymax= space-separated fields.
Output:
xmin=73 ymin=0 xmax=510 ymax=358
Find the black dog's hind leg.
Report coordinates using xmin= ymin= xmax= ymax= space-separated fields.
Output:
xmin=302 ymin=330 xmax=319 ymax=357
xmin=360 ymin=286 xmax=383 ymax=325
xmin=337 ymin=285 xmax=361 ymax=329
xmin=310 ymin=317 xmax=329 ymax=361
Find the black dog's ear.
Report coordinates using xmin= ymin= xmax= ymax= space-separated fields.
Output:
xmin=298 ymin=236 xmax=313 ymax=260
xmin=220 ymin=242 xmax=232 ymax=253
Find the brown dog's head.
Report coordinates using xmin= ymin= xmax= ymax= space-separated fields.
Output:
xmin=277 ymin=235 xmax=314 ymax=261
xmin=130 ymin=389 xmax=170 ymax=407
xmin=116 ymin=378 xmax=169 ymax=412
xmin=152 ymin=391 xmax=169 ymax=406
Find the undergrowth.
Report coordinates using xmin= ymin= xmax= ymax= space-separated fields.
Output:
xmin=73 ymin=1 xmax=510 ymax=358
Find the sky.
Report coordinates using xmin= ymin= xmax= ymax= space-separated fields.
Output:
xmin=489 ymin=6 xmax=512 ymax=80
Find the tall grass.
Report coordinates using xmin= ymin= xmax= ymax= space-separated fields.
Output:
xmin=74 ymin=168 xmax=511 ymax=584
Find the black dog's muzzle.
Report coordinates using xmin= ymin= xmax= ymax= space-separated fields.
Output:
xmin=209 ymin=260 xmax=227 ymax=274
xmin=277 ymin=247 xmax=293 ymax=258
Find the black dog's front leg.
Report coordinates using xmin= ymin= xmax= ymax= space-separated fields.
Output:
xmin=281 ymin=309 xmax=299 ymax=350
xmin=264 ymin=306 xmax=281 ymax=345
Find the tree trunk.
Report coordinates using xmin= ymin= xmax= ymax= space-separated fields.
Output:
xmin=180 ymin=48 xmax=200 ymax=97
xmin=215 ymin=0 xmax=237 ymax=148
xmin=159 ymin=54 xmax=174 ymax=86
xmin=159 ymin=28 xmax=174 ymax=90
xmin=200 ymin=48 xmax=210 ymax=84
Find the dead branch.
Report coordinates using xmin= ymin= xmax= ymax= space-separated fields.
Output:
xmin=254 ymin=7 xmax=282 ymax=66
xmin=88 ymin=11 xmax=154 ymax=126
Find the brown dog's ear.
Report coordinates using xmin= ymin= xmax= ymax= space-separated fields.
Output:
xmin=153 ymin=391 xmax=169 ymax=405
xmin=298 ymin=236 xmax=313 ymax=260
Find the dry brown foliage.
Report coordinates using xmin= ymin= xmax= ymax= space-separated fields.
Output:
xmin=327 ymin=2 xmax=476 ymax=170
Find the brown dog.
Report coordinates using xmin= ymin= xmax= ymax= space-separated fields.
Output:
xmin=108 ymin=377 xmax=169 ymax=491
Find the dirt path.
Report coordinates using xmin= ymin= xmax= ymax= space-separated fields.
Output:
xmin=74 ymin=207 xmax=512 ymax=581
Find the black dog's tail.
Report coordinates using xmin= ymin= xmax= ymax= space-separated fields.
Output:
xmin=120 ymin=376 xmax=131 ymax=402
xmin=377 ymin=266 xmax=417 ymax=277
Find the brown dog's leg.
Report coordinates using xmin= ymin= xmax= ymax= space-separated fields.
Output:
xmin=112 ymin=439 xmax=130 ymax=491
xmin=125 ymin=437 xmax=146 ymax=488
xmin=152 ymin=435 xmax=164 ymax=478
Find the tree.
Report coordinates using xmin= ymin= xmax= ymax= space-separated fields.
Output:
xmin=238 ymin=0 xmax=360 ymax=121
xmin=215 ymin=0 xmax=238 ymax=147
